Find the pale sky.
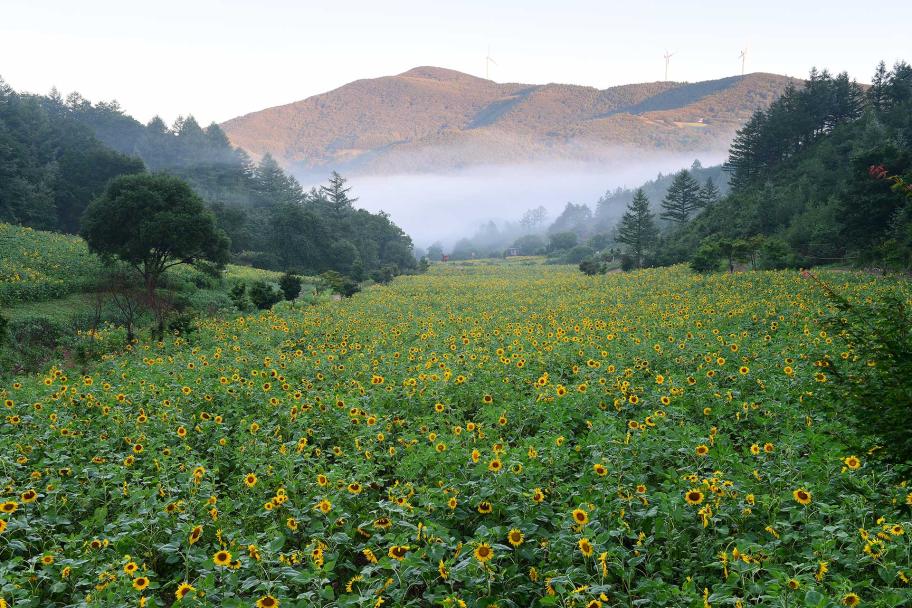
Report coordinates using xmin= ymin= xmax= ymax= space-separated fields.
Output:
xmin=1 ymin=0 xmax=910 ymax=126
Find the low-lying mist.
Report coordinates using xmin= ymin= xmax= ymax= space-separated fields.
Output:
xmin=300 ymin=152 xmax=726 ymax=248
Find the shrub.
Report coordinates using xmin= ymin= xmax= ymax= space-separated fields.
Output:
xmin=229 ymin=282 xmax=251 ymax=311
xmin=690 ymin=242 xmax=720 ymax=273
xmin=248 ymin=281 xmax=283 ymax=310
xmin=278 ymin=273 xmax=302 ymax=301
xmin=564 ymin=245 xmax=595 ymax=264
xmin=813 ymin=272 xmax=912 ymax=462
xmin=578 ymin=259 xmax=604 ymax=276
xmin=758 ymin=237 xmax=798 ymax=270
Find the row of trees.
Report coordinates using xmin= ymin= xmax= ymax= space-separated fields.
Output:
xmin=593 ymin=60 xmax=912 ymax=275
xmin=0 ymin=80 xmax=417 ymax=280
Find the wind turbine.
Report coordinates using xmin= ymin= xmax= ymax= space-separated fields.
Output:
xmin=664 ymin=50 xmax=675 ymax=82
xmin=739 ymin=48 xmax=748 ymax=77
xmin=486 ymin=46 xmax=497 ymax=80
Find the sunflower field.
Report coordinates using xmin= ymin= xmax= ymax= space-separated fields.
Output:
xmin=1 ymin=262 xmax=911 ymax=608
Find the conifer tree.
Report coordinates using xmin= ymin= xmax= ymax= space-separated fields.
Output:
xmin=699 ymin=177 xmax=721 ymax=208
xmin=660 ymin=170 xmax=702 ymax=223
xmin=617 ymin=188 xmax=658 ymax=268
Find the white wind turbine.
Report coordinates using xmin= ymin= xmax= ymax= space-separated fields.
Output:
xmin=739 ymin=48 xmax=748 ymax=76
xmin=664 ymin=50 xmax=675 ymax=81
xmin=486 ymin=46 xmax=498 ymax=80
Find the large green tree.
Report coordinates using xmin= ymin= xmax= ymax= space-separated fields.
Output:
xmin=660 ymin=170 xmax=702 ymax=224
xmin=617 ymin=188 xmax=658 ymax=268
xmin=82 ymin=173 xmax=229 ymax=333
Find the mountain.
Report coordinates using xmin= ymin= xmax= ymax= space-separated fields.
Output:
xmin=221 ymin=66 xmax=799 ymax=174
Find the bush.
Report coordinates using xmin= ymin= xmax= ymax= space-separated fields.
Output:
xmin=278 ymin=273 xmax=302 ymax=301
xmin=564 ymin=245 xmax=595 ymax=264
xmin=814 ymin=273 xmax=912 ymax=462
xmin=248 ymin=281 xmax=283 ymax=310
xmin=758 ymin=237 xmax=798 ymax=270
xmin=620 ymin=254 xmax=635 ymax=272
xmin=578 ymin=259 xmax=604 ymax=276
xmin=690 ymin=242 xmax=720 ymax=273
xmin=321 ymin=271 xmax=361 ymax=297
xmin=229 ymin=283 xmax=251 ymax=311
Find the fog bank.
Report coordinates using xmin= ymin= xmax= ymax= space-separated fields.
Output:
xmin=300 ymin=153 xmax=726 ymax=248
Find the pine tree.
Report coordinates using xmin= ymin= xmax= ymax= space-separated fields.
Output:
xmin=725 ymin=110 xmax=766 ymax=190
xmin=660 ymin=170 xmax=702 ymax=223
xmin=869 ymin=61 xmax=889 ymax=112
xmin=254 ymin=154 xmax=304 ymax=207
xmin=617 ymin=189 xmax=658 ymax=268
xmin=699 ymin=178 xmax=721 ymax=208
xmin=319 ymin=171 xmax=357 ymax=223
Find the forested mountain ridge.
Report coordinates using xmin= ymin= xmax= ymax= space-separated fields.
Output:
xmin=600 ymin=62 xmax=912 ymax=271
xmin=0 ymin=79 xmax=416 ymax=280
xmin=221 ymin=66 xmax=798 ymax=174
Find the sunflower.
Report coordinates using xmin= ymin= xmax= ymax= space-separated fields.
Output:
xmin=347 ymin=482 xmax=362 ymax=494
xmin=685 ymin=489 xmax=704 ymax=505
xmin=256 ymin=595 xmax=280 ymax=608
xmin=792 ymin=488 xmax=812 ymax=506
xmin=507 ymin=528 xmax=525 ymax=547
xmin=571 ymin=508 xmax=589 ymax=526
xmin=0 ymin=502 xmax=17 ymax=514
xmin=477 ymin=501 xmax=493 ymax=514
xmin=0 ymin=520 xmax=6 ymax=534
xmin=316 ymin=499 xmax=332 ymax=513
xmin=488 ymin=459 xmax=503 ymax=473
xmin=133 ymin=576 xmax=150 ymax=591
xmin=578 ymin=538 xmax=594 ymax=557
xmin=175 ymin=582 xmax=195 ymax=601
xmin=695 ymin=445 xmax=709 ymax=456
xmin=213 ymin=550 xmax=232 ymax=566
xmin=387 ymin=545 xmax=409 ymax=560
xmin=531 ymin=488 xmax=545 ymax=503
xmin=587 ymin=601 xmax=603 ymax=608
xmin=244 ymin=473 xmax=258 ymax=488
xmin=592 ymin=463 xmax=608 ymax=476
xmin=20 ymin=490 xmax=37 ymax=503
xmin=786 ymin=578 xmax=800 ymax=590
xmin=373 ymin=517 xmax=393 ymax=529
xmin=842 ymin=592 xmax=860 ymax=607
xmin=41 ymin=554 xmax=54 ymax=565
xmin=188 ymin=525 xmax=203 ymax=545
xmin=843 ymin=456 xmax=861 ymax=470
xmin=124 ymin=561 xmax=139 ymax=575
xmin=474 ymin=542 xmax=494 ymax=563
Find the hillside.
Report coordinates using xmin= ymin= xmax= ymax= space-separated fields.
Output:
xmin=221 ymin=67 xmax=798 ymax=174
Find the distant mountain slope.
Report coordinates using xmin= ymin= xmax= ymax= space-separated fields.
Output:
xmin=221 ymin=67 xmax=798 ymax=174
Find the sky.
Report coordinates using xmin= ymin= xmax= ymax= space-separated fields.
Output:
xmin=2 ymin=0 xmax=910 ymax=126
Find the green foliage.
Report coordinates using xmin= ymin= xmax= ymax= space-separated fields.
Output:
xmin=2 ymin=264 xmax=910 ymax=607
xmin=320 ymin=270 xmax=361 ymax=297
xmin=660 ymin=61 xmax=912 ymax=270
xmin=578 ymin=258 xmax=605 ymax=275
xmin=81 ymin=173 xmax=230 ymax=290
xmin=660 ymin=169 xmax=702 ymax=224
xmin=813 ymin=273 xmax=912 ymax=461
xmin=689 ymin=241 xmax=720 ymax=273
xmin=0 ymin=80 xmax=144 ymax=232
xmin=278 ymin=273 xmax=302 ymax=301
xmin=248 ymin=280 xmax=283 ymax=310
xmin=228 ymin=282 xmax=250 ymax=311
xmin=547 ymin=231 xmax=578 ymax=252
xmin=0 ymin=223 xmax=105 ymax=305
xmin=617 ymin=188 xmax=658 ymax=268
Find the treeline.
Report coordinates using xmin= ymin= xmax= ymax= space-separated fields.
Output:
xmin=435 ymin=161 xmax=726 ymax=263
xmin=0 ymin=79 xmax=416 ymax=280
xmin=614 ymin=61 xmax=912 ymax=272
